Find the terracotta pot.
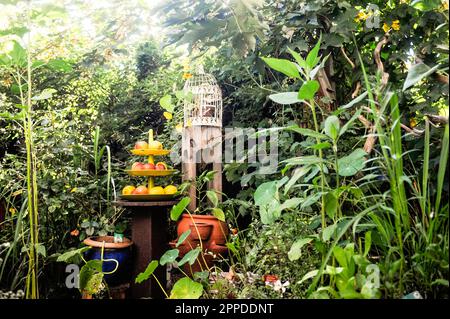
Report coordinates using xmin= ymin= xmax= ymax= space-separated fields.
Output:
xmin=189 ymin=222 xmax=213 ymax=241
xmin=173 ymin=214 xmax=229 ymax=275
xmin=177 ymin=214 xmax=228 ymax=246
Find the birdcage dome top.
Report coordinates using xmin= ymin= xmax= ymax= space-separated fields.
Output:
xmin=183 ymin=71 xmax=222 ymax=127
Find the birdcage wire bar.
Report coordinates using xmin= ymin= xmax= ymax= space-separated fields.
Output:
xmin=183 ymin=73 xmax=222 ymax=127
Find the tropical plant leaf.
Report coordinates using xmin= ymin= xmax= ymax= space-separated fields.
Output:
xmin=254 ymin=181 xmax=278 ymax=206
xmin=211 ymin=207 xmax=225 ymax=222
xmin=288 ymin=237 xmax=313 ymax=261
xmin=170 ymin=197 xmax=191 ymax=221
xmin=402 ymin=63 xmax=440 ymax=91
xmin=268 ymin=92 xmax=303 ymax=105
xmin=176 ymin=229 xmax=191 ymax=247
xmin=135 ymin=260 xmax=158 ymax=283
xmin=298 ymin=80 xmax=320 ymax=100
xmin=169 ymin=277 xmax=203 ymax=299
xmin=206 ymin=190 xmax=219 ymax=207
xmin=261 ymin=57 xmax=300 ymax=78
xmin=159 ymin=94 xmax=174 ymax=112
xmin=337 ymin=149 xmax=367 ymax=176
xmin=324 ymin=115 xmax=340 ymax=141
xmin=177 ymin=248 xmax=201 ymax=266
xmin=160 ymin=249 xmax=179 ymax=266
xmin=56 ymin=246 xmax=91 ymax=263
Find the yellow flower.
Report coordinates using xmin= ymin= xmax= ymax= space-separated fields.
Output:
xmin=70 ymin=187 xmax=77 ymax=193
xmin=382 ymin=23 xmax=390 ymax=33
xmin=163 ymin=112 xmax=173 ymax=120
xmin=175 ymin=122 xmax=183 ymax=133
xmin=186 ymin=119 xmax=192 ymax=127
xmin=355 ymin=11 xmax=369 ymax=22
xmin=182 ymin=72 xmax=193 ymax=80
xmin=410 ymin=118 xmax=417 ymax=128
xmin=391 ymin=20 xmax=400 ymax=31
xmin=9 ymin=207 xmax=16 ymax=215
xmin=443 ymin=0 xmax=449 ymax=10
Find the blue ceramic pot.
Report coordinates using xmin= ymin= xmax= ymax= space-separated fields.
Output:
xmin=83 ymin=236 xmax=133 ymax=286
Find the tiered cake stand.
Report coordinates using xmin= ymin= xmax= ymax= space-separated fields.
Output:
xmin=114 ymin=129 xmax=179 ymax=299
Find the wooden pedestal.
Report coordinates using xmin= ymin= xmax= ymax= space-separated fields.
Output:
xmin=114 ymin=200 xmax=178 ymax=299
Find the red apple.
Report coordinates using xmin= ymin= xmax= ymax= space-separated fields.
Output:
xmin=134 ymin=141 xmax=149 ymax=149
xmin=155 ymin=163 xmax=165 ymax=170
xmin=131 ymin=162 xmax=144 ymax=170
xmin=142 ymin=163 xmax=155 ymax=170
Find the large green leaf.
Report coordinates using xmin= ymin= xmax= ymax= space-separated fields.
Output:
xmin=402 ymin=63 xmax=440 ymax=91
xmin=177 ymin=247 xmax=201 ymax=266
xmin=254 ymin=181 xmax=278 ymax=206
xmin=337 ymin=149 xmax=367 ymax=176
xmin=206 ymin=190 xmax=219 ymax=207
xmin=268 ymin=92 xmax=303 ymax=105
xmin=410 ymin=0 xmax=442 ymax=11
xmin=135 ymin=260 xmax=158 ymax=283
xmin=56 ymin=246 xmax=91 ymax=263
xmin=261 ymin=57 xmax=300 ymax=79
xmin=259 ymin=200 xmax=281 ymax=225
xmin=169 ymin=277 xmax=203 ymax=299
xmin=211 ymin=207 xmax=225 ymax=222
xmin=159 ymin=94 xmax=174 ymax=112
xmin=298 ymin=80 xmax=320 ymax=100
xmin=83 ymin=272 xmax=104 ymax=295
xmin=79 ymin=260 xmax=103 ymax=293
xmin=288 ymin=237 xmax=313 ymax=261
xmin=160 ymin=249 xmax=179 ymax=266
xmin=170 ymin=197 xmax=191 ymax=221
xmin=46 ymin=59 xmax=73 ymax=72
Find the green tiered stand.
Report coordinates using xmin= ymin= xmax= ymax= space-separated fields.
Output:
xmin=114 ymin=129 xmax=179 ymax=299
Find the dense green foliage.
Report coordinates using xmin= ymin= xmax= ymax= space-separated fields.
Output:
xmin=0 ymin=0 xmax=448 ymax=299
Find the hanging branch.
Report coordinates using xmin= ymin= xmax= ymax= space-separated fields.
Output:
xmin=358 ymin=35 xmax=390 ymax=154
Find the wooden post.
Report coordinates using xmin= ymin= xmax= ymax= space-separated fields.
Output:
xmin=114 ymin=200 xmax=177 ymax=299
xmin=182 ymin=126 xmax=223 ymax=211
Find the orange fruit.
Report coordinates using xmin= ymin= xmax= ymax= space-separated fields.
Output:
xmin=122 ymin=185 xmax=136 ymax=195
xmin=149 ymin=186 xmax=165 ymax=195
xmin=164 ymin=185 xmax=177 ymax=195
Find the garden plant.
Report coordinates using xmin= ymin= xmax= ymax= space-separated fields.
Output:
xmin=0 ymin=0 xmax=448 ymax=302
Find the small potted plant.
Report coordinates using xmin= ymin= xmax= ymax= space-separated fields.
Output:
xmin=82 ymin=221 xmax=133 ymax=287
xmin=170 ymin=170 xmax=229 ymax=273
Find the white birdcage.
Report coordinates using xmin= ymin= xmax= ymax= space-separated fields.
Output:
xmin=183 ymin=69 xmax=222 ymax=127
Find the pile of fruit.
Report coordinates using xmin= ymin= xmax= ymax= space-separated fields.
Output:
xmin=130 ymin=161 xmax=167 ymax=171
xmin=122 ymin=184 xmax=177 ymax=195
xmin=120 ymin=134 xmax=178 ymax=199
xmin=134 ymin=140 xmax=162 ymax=150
